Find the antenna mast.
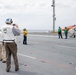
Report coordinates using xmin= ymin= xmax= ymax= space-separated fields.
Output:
xmin=51 ymin=0 xmax=56 ymax=32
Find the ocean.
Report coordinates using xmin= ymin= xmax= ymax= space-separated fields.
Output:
xmin=20 ymin=29 xmax=52 ymax=33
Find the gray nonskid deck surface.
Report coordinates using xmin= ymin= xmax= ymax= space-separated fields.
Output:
xmin=0 ymin=33 xmax=76 ymax=75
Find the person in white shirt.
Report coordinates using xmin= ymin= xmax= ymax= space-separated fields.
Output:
xmin=0 ymin=18 xmax=20 ymax=72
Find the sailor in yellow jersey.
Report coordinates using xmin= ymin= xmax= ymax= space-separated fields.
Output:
xmin=23 ymin=28 xmax=28 ymax=45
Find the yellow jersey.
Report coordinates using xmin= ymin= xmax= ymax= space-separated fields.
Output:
xmin=23 ymin=30 xmax=28 ymax=36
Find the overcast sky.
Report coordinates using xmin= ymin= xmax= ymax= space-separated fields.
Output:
xmin=0 ymin=0 xmax=76 ymax=31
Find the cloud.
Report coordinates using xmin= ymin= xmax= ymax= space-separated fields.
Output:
xmin=56 ymin=0 xmax=76 ymax=9
xmin=0 ymin=1 xmax=51 ymax=14
xmin=0 ymin=0 xmax=76 ymax=30
xmin=56 ymin=3 xmax=71 ymax=8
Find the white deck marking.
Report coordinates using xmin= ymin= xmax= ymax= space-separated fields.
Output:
xmin=55 ymin=45 xmax=76 ymax=49
xmin=18 ymin=53 xmax=37 ymax=59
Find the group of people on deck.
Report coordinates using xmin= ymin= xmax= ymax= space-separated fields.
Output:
xmin=58 ymin=27 xmax=69 ymax=39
